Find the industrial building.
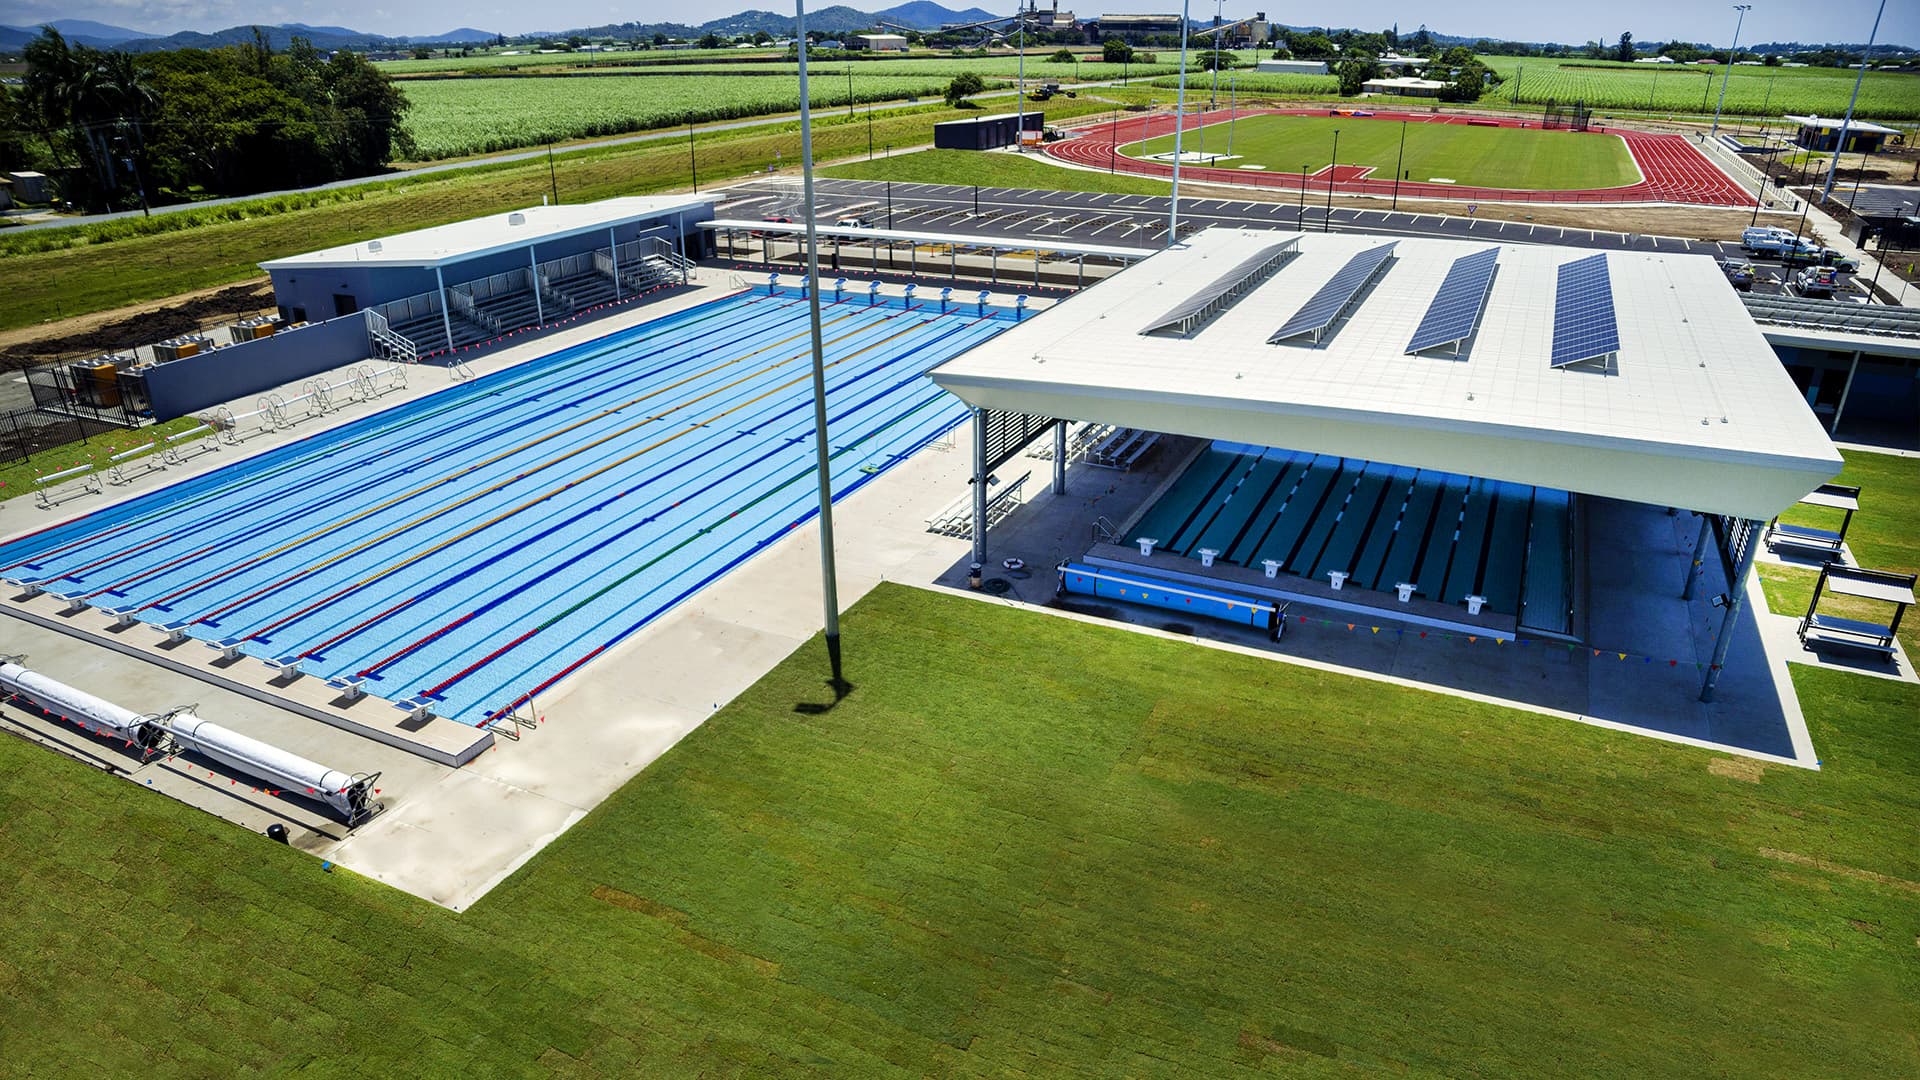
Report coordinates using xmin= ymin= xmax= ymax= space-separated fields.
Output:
xmin=1362 ymin=76 xmax=1450 ymax=97
xmin=1256 ymin=58 xmax=1328 ymax=75
xmin=1090 ymin=13 xmax=1187 ymax=38
xmin=1785 ymin=114 xmax=1902 ymax=154
xmin=854 ymin=33 xmax=908 ymax=51
xmin=933 ymin=111 xmax=1044 ymax=150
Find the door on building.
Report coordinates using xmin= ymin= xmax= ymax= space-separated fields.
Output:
xmin=332 ymin=294 xmax=360 ymax=317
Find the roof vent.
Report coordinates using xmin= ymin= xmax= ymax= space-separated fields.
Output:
xmin=508 ymin=212 xmax=527 ymax=226
xmin=366 ymin=240 xmax=383 ymax=253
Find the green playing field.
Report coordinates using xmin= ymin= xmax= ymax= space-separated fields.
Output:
xmin=1125 ymin=113 xmax=1642 ymax=190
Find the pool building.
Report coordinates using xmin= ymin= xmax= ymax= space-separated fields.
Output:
xmin=932 ymin=230 xmax=1844 ymax=700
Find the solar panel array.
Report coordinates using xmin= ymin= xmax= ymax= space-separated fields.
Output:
xmin=1550 ymin=253 xmax=1620 ymax=368
xmin=1405 ymin=247 xmax=1500 ymax=355
xmin=1268 ymin=242 xmax=1399 ymax=344
xmin=1139 ymin=240 xmax=1300 ymax=337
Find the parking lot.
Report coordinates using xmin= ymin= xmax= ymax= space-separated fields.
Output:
xmin=716 ymin=178 xmax=1875 ymax=301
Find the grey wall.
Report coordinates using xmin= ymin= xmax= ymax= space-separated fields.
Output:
xmin=142 ymin=314 xmax=370 ymax=421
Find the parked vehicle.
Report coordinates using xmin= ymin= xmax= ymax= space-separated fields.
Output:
xmin=1779 ymin=246 xmax=1859 ymax=272
xmin=1720 ymin=259 xmax=1756 ymax=291
xmin=1792 ymin=266 xmax=1841 ymax=297
xmin=1741 ymin=226 xmax=1796 ymax=251
xmin=833 ymin=216 xmax=872 ymax=229
xmin=1745 ymin=233 xmax=1820 ymax=259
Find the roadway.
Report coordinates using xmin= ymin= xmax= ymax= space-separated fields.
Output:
xmin=714 ymin=177 xmax=1866 ymax=301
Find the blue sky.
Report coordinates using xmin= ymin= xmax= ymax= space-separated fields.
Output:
xmin=3 ymin=0 xmax=1914 ymax=48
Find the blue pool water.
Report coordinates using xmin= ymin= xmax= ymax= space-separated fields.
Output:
xmin=0 ymin=288 xmax=1012 ymax=725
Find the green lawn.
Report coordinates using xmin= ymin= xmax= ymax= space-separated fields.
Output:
xmin=1758 ymin=448 xmax=1920 ymax=659
xmin=1126 ymin=113 xmax=1643 ymax=190
xmin=824 ymin=148 xmax=1172 ymax=195
xmin=2 ymin=582 xmax=1916 ymax=1075
xmin=0 ymin=416 xmax=213 ymax=503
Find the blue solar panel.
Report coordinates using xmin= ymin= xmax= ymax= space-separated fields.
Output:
xmin=1551 ymin=253 xmax=1620 ymax=368
xmin=1269 ymin=242 xmax=1399 ymax=344
xmin=1406 ymin=248 xmax=1499 ymax=354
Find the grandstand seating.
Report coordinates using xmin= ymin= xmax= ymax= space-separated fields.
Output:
xmin=1127 ymin=443 xmax=1575 ymax=633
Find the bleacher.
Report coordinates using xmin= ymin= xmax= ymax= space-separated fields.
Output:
xmin=1126 ymin=443 xmax=1574 ymax=634
xmin=385 ymin=308 xmax=491 ymax=354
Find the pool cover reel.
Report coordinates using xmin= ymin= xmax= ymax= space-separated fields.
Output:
xmin=0 ymin=658 xmax=377 ymax=822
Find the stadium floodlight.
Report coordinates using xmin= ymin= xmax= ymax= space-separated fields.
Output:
xmin=794 ymin=1 xmax=847 ymax=689
xmin=1820 ymin=0 xmax=1888 ymax=203
xmin=1709 ymin=5 xmax=1751 ymax=139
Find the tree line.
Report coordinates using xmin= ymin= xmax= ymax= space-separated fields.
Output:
xmin=0 ymin=28 xmax=414 ymax=212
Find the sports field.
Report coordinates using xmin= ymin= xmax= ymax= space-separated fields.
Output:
xmin=3 ymin=579 xmax=1916 ymax=1075
xmin=1124 ymin=113 xmax=1641 ymax=190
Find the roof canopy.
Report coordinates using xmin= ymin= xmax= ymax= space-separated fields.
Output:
xmin=260 ymin=195 xmax=720 ymax=271
xmin=931 ymin=229 xmax=1841 ymax=520
xmin=1783 ymin=114 xmax=1903 ymax=136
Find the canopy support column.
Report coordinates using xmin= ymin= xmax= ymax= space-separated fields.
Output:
xmin=1052 ymin=420 xmax=1068 ymax=495
xmin=1829 ymin=349 xmax=1861 ymax=433
xmin=610 ymin=226 xmax=621 ymax=301
xmin=1681 ymin=513 xmax=1711 ymax=600
xmin=1700 ymin=519 xmax=1761 ymax=703
xmin=435 ymin=265 xmax=454 ymax=353
xmin=971 ymin=406 xmax=989 ymax=584
xmin=530 ymin=247 xmax=545 ymax=325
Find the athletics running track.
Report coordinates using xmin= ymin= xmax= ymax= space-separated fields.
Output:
xmin=1045 ymin=109 xmax=1755 ymax=207
xmin=0 ymin=289 xmax=1010 ymax=728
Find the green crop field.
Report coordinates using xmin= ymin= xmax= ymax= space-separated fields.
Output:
xmin=1479 ymin=57 xmax=1920 ymax=121
xmin=1125 ymin=113 xmax=1642 ymax=190
xmin=2 ymin=581 xmax=1916 ymax=1075
xmin=379 ymin=50 xmax=1179 ymax=81
xmin=402 ymin=73 xmax=961 ymax=158
xmin=1148 ymin=71 xmax=1341 ymax=98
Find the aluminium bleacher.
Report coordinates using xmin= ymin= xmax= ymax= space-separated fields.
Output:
xmin=1124 ymin=444 xmax=1575 ymax=629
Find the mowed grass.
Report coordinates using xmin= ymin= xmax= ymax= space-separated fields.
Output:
xmin=1758 ymin=448 xmax=1920 ymax=659
xmin=1127 ymin=113 xmax=1643 ymax=190
xmin=2 ymin=582 xmax=1917 ymax=1075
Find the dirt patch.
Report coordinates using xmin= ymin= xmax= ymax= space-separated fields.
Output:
xmin=0 ymin=278 xmax=276 ymax=372
xmin=1758 ymin=848 xmax=1920 ymax=895
xmin=1708 ymin=756 xmax=1769 ymax=783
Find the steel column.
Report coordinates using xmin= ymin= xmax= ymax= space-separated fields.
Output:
xmin=796 ymin=1 xmax=844 ymax=684
xmin=1699 ymin=519 xmax=1761 ymax=703
xmin=1052 ymin=420 xmax=1067 ymax=495
xmin=435 ymin=265 xmax=454 ymax=351
xmin=609 ymin=226 xmax=621 ymax=301
xmin=1829 ymin=349 xmax=1862 ymax=433
xmin=1680 ymin=513 xmax=1711 ymax=600
xmin=971 ymin=406 xmax=989 ymax=577
xmin=530 ymin=246 xmax=544 ymax=324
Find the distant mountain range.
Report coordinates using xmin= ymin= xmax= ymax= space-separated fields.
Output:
xmin=2 ymin=8 xmax=1907 ymax=56
xmin=0 ymin=4 xmax=1003 ymax=54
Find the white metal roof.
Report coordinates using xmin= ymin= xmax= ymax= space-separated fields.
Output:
xmin=700 ymin=219 xmax=1152 ymax=261
xmin=1783 ymin=114 xmax=1903 ymax=136
xmin=259 ymin=195 xmax=721 ymax=271
xmin=931 ymin=229 xmax=1842 ymax=520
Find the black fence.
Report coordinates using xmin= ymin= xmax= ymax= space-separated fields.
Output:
xmin=0 ymin=407 xmax=129 ymax=467
xmin=21 ymin=361 xmax=148 ymax=427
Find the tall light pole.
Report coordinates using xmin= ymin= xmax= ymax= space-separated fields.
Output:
xmin=1709 ymin=5 xmax=1751 ymax=139
xmin=1821 ymin=0 xmax=1888 ymax=202
xmin=1391 ymin=120 xmax=1407 ymax=210
xmin=1227 ymin=74 xmax=1237 ymax=155
xmin=1014 ymin=7 xmax=1027 ymax=152
xmin=1324 ymin=128 xmax=1339 ymax=231
xmin=1167 ymin=0 xmax=1192 ymax=248
xmin=794 ymin=2 xmax=845 ymax=688
xmin=1209 ymin=0 xmax=1224 ymax=108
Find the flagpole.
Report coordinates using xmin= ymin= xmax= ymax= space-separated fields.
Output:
xmin=795 ymin=2 xmax=845 ymax=687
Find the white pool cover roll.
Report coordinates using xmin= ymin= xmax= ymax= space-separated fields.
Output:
xmin=0 ymin=660 xmax=162 ymax=749
xmin=169 ymin=712 xmax=369 ymax=821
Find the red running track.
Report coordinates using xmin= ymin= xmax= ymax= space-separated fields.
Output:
xmin=1045 ymin=109 xmax=1755 ymax=208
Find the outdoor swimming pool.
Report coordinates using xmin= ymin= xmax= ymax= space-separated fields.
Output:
xmin=0 ymin=288 xmax=1013 ymax=726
